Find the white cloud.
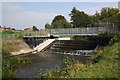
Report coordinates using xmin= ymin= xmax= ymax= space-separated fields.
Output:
xmin=2 ymin=3 xmax=56 ymax=29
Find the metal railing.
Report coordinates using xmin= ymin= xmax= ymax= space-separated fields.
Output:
xmin=22 ymin=29 xmax=49 ymax=37
xmin=1 ymin=29 xmax=49 ymax=39
xmin=49 ymin=26 xmax=116 ymax=36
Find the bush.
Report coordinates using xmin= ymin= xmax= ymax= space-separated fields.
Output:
xmin=2 ymin=49 xmax=17 ymax=78
xmin=2 ymin=49 xmax=30 ymax=78
xmin=58 ymin=56 xmax=72 ymax=77
xmin=109 ymin=32 xmax=120 ymax=45
xmin=2 ymin=30 xmax=14 ymax=34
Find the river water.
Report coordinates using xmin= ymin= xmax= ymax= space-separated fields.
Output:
xmin=16 ymin=52 xmax=88 ymax=78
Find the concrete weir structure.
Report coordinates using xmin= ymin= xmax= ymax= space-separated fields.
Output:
xmin=34 ymin=39 xmax=56 ymax=52
xmin=30 ymin=37 xmax=99 ymax=56
xmin=44 ymin=40 xmax=99 ymax=56
xmin=23 ymin=35 xmax=112 ymax=56
xmin=34 ymin=37 xmax=70 ymax=52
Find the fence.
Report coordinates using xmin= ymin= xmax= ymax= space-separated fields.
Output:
xmin=2 ymin=34 xmax=21 ymax=39
xmin=22 ymin=29 xmax=49 ymax=36
xmin=1 ymin=25 xmax=117 ymax=39
xmin=2 ymin=29 xmax=49 ymax=39
xmin=49 ymin=27 xmax=98 ymax=35
xmin=49 ymin=26 xmax=117 ymax=36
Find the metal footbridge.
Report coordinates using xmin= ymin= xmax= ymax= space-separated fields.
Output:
xmin=49 ymin=26 xmax=116 ymax=36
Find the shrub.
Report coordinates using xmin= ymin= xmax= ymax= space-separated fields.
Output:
xmin=2 ymin=30 xmax=14 ymax=34
xmin=109 ymin=32 xmax=120 ymax=45
xmin=2 ymin=49 xmax=30 ymax=78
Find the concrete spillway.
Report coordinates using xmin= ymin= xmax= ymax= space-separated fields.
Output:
xmin=23 ymin=37 xmax=70 ymax=53
xmin=22 ymin=35 xmax=112 ymax=56
xmin=34 ymin=37 xmax=71 ymax=52
xmin=44 ymin=40 xmax=99 ymax=56
xmin=34 ymin=39 xmax=56 ymax=52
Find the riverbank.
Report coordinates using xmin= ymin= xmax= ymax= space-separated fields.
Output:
xmin=2 ymin=39 xmax=33 ymax=55
xmin=74 ymin=39 xmax=119 ymax=78
xmin=2 ymin=39 xmax=31 ymax=78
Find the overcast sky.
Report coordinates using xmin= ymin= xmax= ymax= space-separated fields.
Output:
xmin=2 ymin=2 xmax=118 ymax=30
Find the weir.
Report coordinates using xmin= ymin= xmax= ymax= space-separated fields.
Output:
xmin=23 ymin=35 xmax=113 ymax=56
xmin=43 ymin=40 xmax=99 ymax=56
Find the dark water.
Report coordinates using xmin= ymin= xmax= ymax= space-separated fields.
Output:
xmin=16 ymin=52 xmax=88 ymax=78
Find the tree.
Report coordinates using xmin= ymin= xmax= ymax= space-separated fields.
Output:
xmin=51 ymin=15 xmax=72 ymax=28
xmin=90 ymin=11 xmax=101 ymax=23
xmin=90 ymin=7 xmax=120 ymax=28
xmin=69 ymin=7 xmax=91 ymax=27
xmin=45 ymin=23 xmax=51 ymax=29
xmin=109 ymin=13 xmax=120 ymax=30
xmin=92 ymin=7 xmax=119 ymax=22
xmin=100 ymin=7 xmax=119 ymax=21
xmin=11 ymin=28 xmax=16 ymax=30
xmin=32 ymin=26 xmax=39 ymax=31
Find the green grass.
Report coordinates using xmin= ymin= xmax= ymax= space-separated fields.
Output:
xmin=2 ymin=39 xmax=31 ymax=78
xmin=2 ymin=39 xmax=22 ymax=52
xmin=2 ymin=49 xmax=30 ymax=78
xmin=74 ymin=41 xmax=119 ymax=78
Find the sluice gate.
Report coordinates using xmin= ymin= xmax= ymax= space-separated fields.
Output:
xmin=44 ymin=40 xmax=99 ymax=56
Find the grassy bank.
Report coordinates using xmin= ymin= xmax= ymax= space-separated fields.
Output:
xmin=2 ymin=39 xmax=31 ymax=78
xmin=2 ymin=50 xmax=30 ymax=78
xmin=75 ymin=41 xmax=119 ymax=78
xmin=2 ymin=39 xmax=32 ymax=55
xmin=38 ymin=33 xmax=119 ymax=78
